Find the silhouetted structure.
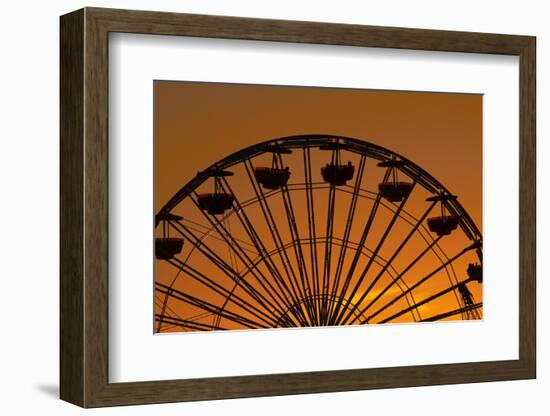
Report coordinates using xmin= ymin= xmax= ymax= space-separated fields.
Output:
xmin=197 ymin=169 xmax=235 ymax=215
xmin=154 ymin=135 xmax=483 ymax=332
xmin=155 ymin=238 xmax=184 ymax=260
xmin=320 ymin=141 xmax=355 ymax=186
xmin=467 ymin=263 xmax=482 ymax=283
xmin=458 ymin=282 xmax=482 ymax=320
xmin=321 ymin=161 xmax=355 ymax=186
xmin=377 ymin=159 xmax=414 ymax=202
xmin=254 ymin=145 xmax=292 ymax=190
xmin=155 ymin=213 xmax=184 ymax=259
xmin=426 ymin=193 xmax=460 ymax=236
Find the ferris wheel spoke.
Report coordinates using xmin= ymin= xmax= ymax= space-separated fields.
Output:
xmin=388 ymin=272 xmax=421 ymax=322
xmin=420 ymin=302 xmax=482 ymax=322
xmin=162 ymin=258 xmax=280 ymax=327
xmin=155 ymin=264 xmax=183 ymax=333
xmin=275 ymin=153 xmax=317 ymax=319
xmin=424 ymin=232 xmax=467 ymax=314
xmin=280 ymin=186 xmax=316 ymax=324
xmin=167 ymin=219 xmax=281 ymax=318
xmin=156 ymin=282 xmax=271 ymax=329
xmin=157 ymin=297 xmax=208 ymax=327
xmin=344 ymin=198 xmax=437 ymax=326
xmin=169 ymin=219 xmax=246 ymax=277
xmin=280 ymin=172 xmax=315 ymax=324
xmin=354 ymin=234 xmax=444 ymax=323
xmin=155 ymin=290 xmax=184 ymax=333
xmin=361 ymin=236 xmax=442 ymax=324
xmin=163 ymin=257 xmax=272 ymax=324
xmin=327 ymin=154 xmax=367 ymax=323
xmin=189 ymin=193 xmax=293 ymax=321
xmin=330 ymin=166 xmax=392 ymax=324
xmin=155 ymin=314 xmax=230 ymax=331
xmin=243 ymin=160 xmax=312 ymax=325
xmin=244 ymin=159 xmax=314 ymax=314
xmin=303 ymin=145 xmax=321 ymax=324
xmin=319 ymin=146 xmax=344 ymax=323
xmin=219 ymin=176 xmax=308 ymax=326
xmin=157 ymin=280 xmax=278 ymax=328
xmin=364 ymin=242 xmax=480 ymax=323
xmin=321 ymin=177 xmax=337 ymax=323
xmin=336 ymin=179 xmax=418 ymax=325
xmin=181 ymin=217 xmax=258 ymax=255
xmin=378 ymin=278 xmax=476 ymax=324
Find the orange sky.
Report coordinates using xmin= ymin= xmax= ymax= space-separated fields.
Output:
xmin=154 ymin=80 xmax=482 ymax=333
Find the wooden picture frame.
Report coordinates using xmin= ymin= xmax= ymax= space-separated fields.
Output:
xmin=60 ymin=7 xmax=536 ymax=408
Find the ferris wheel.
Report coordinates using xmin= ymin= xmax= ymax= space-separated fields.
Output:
xmin=154 ymin=134 xmax=482 ymax=333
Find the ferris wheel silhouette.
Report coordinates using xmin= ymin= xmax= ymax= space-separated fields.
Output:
xmin=154 ymin=134 xmax=482 ymax=332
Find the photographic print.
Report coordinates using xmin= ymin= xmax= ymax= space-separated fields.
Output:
xmin=154 ymin=81 xmax=483 ymax=334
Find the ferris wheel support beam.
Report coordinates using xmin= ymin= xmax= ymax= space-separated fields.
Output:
xmin=336 ymin=179 xmax=418 ymax=325
xmin=180 ymin=217 xmax=257 ymax=254
xmin=163 ymin=256 xmax=281 ymax=327
xmin=379 ymin=278 xmax=476 ymax=324
xmin=156 ymin=280 xmax=272 ymax=329
xmin=331 ymin=167 xmax=392 ymax=323
xmin=219 ymin=177 xmax=309 ymax=326
xmin=320 ymin=150 xmax=338 ymax=324
xmin=244 ymin=160 xmax=317 ymax=325
xmin=420 ymin=302 xmax=482 ymax=322
xmin=167 ymin=219 xmax=285 ymax=324
xmin=355 ymin=234 xmax=444 ymax=323
xmin=156 ymin=282 xmax=271 ymax=329
xmin=364 ymin=243 xmax=479 ymax=323
xmin=155 ymin=314 xmax=231 ymax=331
xmin=303 ymin=146 xmax=322 ymax=325
xmin=189 ymin=193 xmax=294 ymax=322
xmin=327 ymin=155 xmax=367 ymax=322
xmin=342 ymin=198 xmax=437 ymax=326
xmin=279 ymin=176 xmax=315 ymax=324
xmin=155 ymin=286 xmax=187 ymax=333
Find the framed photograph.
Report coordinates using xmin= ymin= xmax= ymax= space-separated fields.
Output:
xmin=60 ymin=7 xmax=536 ymax=408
